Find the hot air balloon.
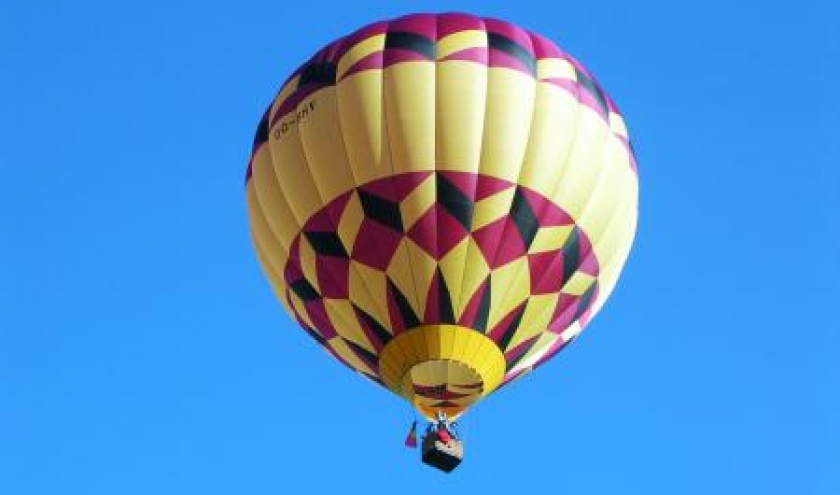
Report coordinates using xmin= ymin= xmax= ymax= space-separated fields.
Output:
xmin=245 ymin=12 xmax=638 ymax=471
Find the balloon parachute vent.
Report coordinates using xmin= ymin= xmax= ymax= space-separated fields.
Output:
xmin=421 ymin=433 xmax=463 ymax=473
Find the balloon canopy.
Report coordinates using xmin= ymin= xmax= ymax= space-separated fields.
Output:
xmin=245 ymin=13 xmax=638 ymax=420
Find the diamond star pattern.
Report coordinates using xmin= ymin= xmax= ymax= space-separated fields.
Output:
xmin=281 ymin=171 xmax=601 ymax=387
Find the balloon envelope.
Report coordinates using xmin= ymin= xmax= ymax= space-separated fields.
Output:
xmin=245 ymin=13 xmax=638 ymax=420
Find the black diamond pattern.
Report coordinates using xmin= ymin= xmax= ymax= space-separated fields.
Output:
xmin=358 ymin=189 xmax=404 ymax=232
xmin=305 ymin=231 xmax=348 ymax=258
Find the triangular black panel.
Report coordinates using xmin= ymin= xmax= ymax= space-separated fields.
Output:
xmin=344 ymin=338 xmax=379 ymax=369
xmin=387 ymin=278 xmax=420 ymax=329
xmin=302 ymin=324 xmax=327 ymax=346
xmin=442 ymin=201 xmax=473 ymax=232
xmin=384 ymin=31 xmax=436 ymax=59
xmin=496 ymin=304 xmax=527 ymax=351
xmin=437 ymin=174 xmax=474 ymax=230
xmin=359 ymin=371 xmax=384 ymax=385
xmin=561 ymin=227 xmax=581 ymax=286
xmin=505 ymin=336 xmax=541 ymax=371
xmin=473 ymin=280 xmax=492 ymax=332
xmin=487 ymin=32 xmax=537 ymax=74
xmin=252 ymin=109 xmax=270 ymax=148
xmin=572 ymin=281 xmax=598 ymax=322
xmin=353 ymin=304 xmax=392 ymax=348
xmin=298 ymin=62 xmax=337 ymax=87
xmin=358 ymin=189 xmax=404 ymax=232
xmin=305 ymin=231 xmax=348 ymax=258
xmin=510 ymin=187 xmax=539 ymax=248
xmin=575 ymin=68 xmax=608 ymax=115
xmin=436 ymin=267 xmax=456 ymax=324
xmin=289 ymin=278 xmax=320 ymax=301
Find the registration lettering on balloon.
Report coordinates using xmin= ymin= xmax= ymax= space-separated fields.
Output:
xmin=272 ymin=99 xmax=317 ymax=140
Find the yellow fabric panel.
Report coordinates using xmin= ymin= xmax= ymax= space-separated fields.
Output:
xmin=536 ymin=58 xmax=576 ymax=80
xmin=478 ymin=69 xmax=536 ymax=183
xmin=472 ymin=187 xmax=515 ymax=230
xmin=592 ymin=210 xmax=637 ymax=314
xmin=327 ymin=337 xmax=376 ymax=376
xmin=249 ymin=148 xmax=300 ymax=252
xmin=476 ymin=362 xmax=504 ymax=396
xmin=590 ymin=227 xmax=637 ymax=310
xmin=562 ymin=271 xmax=597 ymax=296
xmin=435 ymin=62 xmax=487 ymax=172
xmin=472 ymin=351 xmax=506 ymax=397
xmin=376 ymin=339 xmax=402 ymax=384
xmin=405 ymin=361 xmax=435 ymax=390
xmin=545 ymin=109 xmax=610 ymax=223
xmin=383 ymin=329 xmax=414 ymax=378
xmin=424 ymin=324 xmax=442 ymax=357
xmin=413 ymin=326 xmax=434 ymax=362
xmin=379 ymin=338 xmax=409 ymax=385
xmin=297 ymin=235 xmax=320 ymax=294
xmin=288 ymin=291 xmax=315 ymax=330
xmin=487 ymin=257 xmax=530 ymax=332
xmin=459 ymin=328 xmax=486 ymax=373
xmin=348 ymin=260 xmax=389 ymax=331
xmin=530 ymin=225 xmax=575 ymax=253
xmin=573 ymin=137 xmax=637 ymax=242
xmin=395 ymin=331 xmax=428 ymax=363
xmin=297 ymin=87 xmax=359 ymax=205
xmin=267 ymin=97 xmax=325 ymax=226
xmin=436 ymin=30 xmax=487 ymax=59
xmin=246 ymin=186 xmax=290 ymax=274
xmin=429 ymin=360 xmax=448 ymax=387
xmin=247 ymin=185 xmax=297 ymax=320
xmin=398 ymin=172 xmax=436 ymax=229
xmin=507 ymin=293 xmax=558 ymax=350
xmin=453 ymin=237 xmax=490 ymax=319
xmin=386 ymin=239 xmax=422 ymax=319
xmin=336 ymin=34 xmax=386 ymax=79
xmin=449 ymin=322 xmax=471 ymax=362
xmin=383 ymin=63 xmax=436 ymax=173
xmin=250 ymin=232 xmax=283 ymax=288
xmin=325 ymin=299 xmax=376 ymax=354
xmin=594 ymin=192 xmax=637 ymax=265
xmin=437 ymin=325 xmax=457 ymax=359
xmin=516 ymin=84 xmax=581 ymax=195
xmin=437 ymin=237 xmax=470 ymax=317
xmin=377 ymin=364 xmax=399 ymax=387
xmin=402 ymin=237 xmax=437 ymax=321
xmin=468 ymin=349 xmax=494 ymax=385
xmin=336 ymin=191 xmax=364 ymax=253
xmin=248 ymin=164 xmax=304 ymax=323
xmin=335 ymin=71 xmax=393 ymax=186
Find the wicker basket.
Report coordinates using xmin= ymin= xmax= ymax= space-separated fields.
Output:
xmin=421 ymin=433 xmax=464 ymax=472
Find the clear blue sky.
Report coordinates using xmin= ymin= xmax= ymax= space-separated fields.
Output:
xmin=1 ymin=0 xmax=838 ymax=493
